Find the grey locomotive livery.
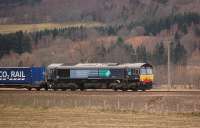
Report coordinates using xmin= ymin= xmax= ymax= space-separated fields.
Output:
xmin=46 ymin=63 xmax=153 ymax=91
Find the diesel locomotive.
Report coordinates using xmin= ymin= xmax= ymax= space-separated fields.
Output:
xmin=0 ymin=63 xmax=154 ymax=91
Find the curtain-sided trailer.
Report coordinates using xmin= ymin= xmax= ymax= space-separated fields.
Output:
xmin=0 ymin=67 xmax=47 ymax=90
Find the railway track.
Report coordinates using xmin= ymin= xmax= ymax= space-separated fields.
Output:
xmin=0 ymin=89 xmax=200 ymax=96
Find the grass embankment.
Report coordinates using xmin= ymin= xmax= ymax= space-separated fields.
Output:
xmin=0 ymin=22 xmax=105 ymax=34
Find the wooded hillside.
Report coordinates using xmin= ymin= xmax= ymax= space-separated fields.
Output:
xmin=0 ymin=0 xmax=200 ymax=24
xmin=0 ymin=0 xmax=199 ymax=87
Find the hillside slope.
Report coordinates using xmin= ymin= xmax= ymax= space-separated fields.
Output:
xmin=0 ymin=0 xmax=200 ymax=24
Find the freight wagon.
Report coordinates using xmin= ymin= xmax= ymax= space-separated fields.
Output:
xmin=0 ymin=67 xmax=46 ymax=90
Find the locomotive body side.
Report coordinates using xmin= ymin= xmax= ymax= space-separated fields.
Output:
xmin=46 ymin=63 xmax=140 ymax=91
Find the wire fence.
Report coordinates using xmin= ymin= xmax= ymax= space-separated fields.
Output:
xmin=1 ymin=93 xmax=200 ymax=113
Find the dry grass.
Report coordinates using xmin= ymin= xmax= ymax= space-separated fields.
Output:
xmin=0 ymin=106 xmax=200 ymax=128
xmin=0 ymin=22 xmax=105 ymax=34
xmin=0 ymin=91 xmax=200 ymax=113
xmin=0 ymin=91 xmax=200 ymax=128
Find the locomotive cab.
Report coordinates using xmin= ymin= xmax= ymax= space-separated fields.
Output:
xmin=120 ymin=63 xmax=154 ymax=90
xmin=139 ymin=65 xmax=154 ymax=88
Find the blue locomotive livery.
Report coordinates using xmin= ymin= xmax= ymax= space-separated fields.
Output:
xmin=0 ymin=63 xmax=153 ymax=91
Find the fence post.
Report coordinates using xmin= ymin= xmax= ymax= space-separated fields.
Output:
xmin=131 ymin=102 xmax=134 ymax=111
xmin=160 ymin=103 xmax=163 ymax=114
xmin=176 ymin=104 xmax=180 ymax=113
xmin=103 ymin=100 xmax=106 ymax=109
xmin=145 ymin=103 xmax=148 ymax=112
xmin=60 ymin=100 xmax=63 ymax=106
xmin=47 ymin=99 xmax=50 ymax=107
xmin=33 ymin=97 xmax=36 ymax=106
xmin=117 ymin=97 xmax=120 ymax=110
xmin=88 ymin=97 xmax=91 ymax=109
xmin=74 ymin=100 xmax=77 ymax=108
xmin=194 ymin=103 xmax=197 ymax=112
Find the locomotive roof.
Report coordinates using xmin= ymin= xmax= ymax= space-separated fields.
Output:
xmin=49 ymin=65 xmax=121 ymax=69
xmin=47 ymin=63 xmax=153 ymax=69
xmin=75 ymin=63 xmax=118 ymax=67
xmin=119 ymin=63 xmax=153 ymax=68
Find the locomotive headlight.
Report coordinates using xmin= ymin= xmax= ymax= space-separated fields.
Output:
xmin=140 ymin=74 xmax=154 ymax=82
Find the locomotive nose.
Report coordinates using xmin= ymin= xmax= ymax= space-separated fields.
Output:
xmin=140 ymin=74 xmax=154 ymax=84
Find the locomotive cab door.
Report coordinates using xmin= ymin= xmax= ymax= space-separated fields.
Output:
xmin=126 ymin=68 xmax=140 ymax=82
xmin=47 ymin=68 xmax=57 ymax=81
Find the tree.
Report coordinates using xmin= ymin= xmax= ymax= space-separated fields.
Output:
xmin=153 ymin=42 xmax=167 ymax=65
xmin=105 ymin=37 xmax=135 ymax=63
xmin=136 ymin=45 xmax=148 ymax=62
xmin=194 ymin=26 xmax=200 ymax=37
xmin=95 ymin=44 xmax=107 ymax=62
xmin=116 ymin=36 xmax=123 ymax=44
xmin=0 ymin=31 xmax=32 ymax=59
xmin=179 ymin=23 xmax=188 ymax=34
xmin=171 ymin=41 xmax=187 ymax=65
xmin=144 ymin=13 xmax=200 ymax=35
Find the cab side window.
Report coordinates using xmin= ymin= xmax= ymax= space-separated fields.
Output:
xmin=136 ymin=69 xmax=140 ymax=74
xmin=127 ymin=68 xmax=132 ymax=75
xmin=57 ymin=69 xmax=70 ymax=78
xmin=132 ymin=69 xmax=139 ymax=75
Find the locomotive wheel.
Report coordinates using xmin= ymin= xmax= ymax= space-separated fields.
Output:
xmin=79 ymin=84 xmax=85 ymax=91
xmin=36 ymin=88 xmax=41 ymax=91
xmin=113 ymin=88 xmax=118 ymax=91
xmin=110 ymin=83 xmax=118 ymax=91
xmin=44 ymin=84 xmax=48 ymax=91
xmin=70 ymin=84 xmax=77 ymax=91
xmin=70 ymin=87 xmax=76 ymax=91
xmin=67 ymin=83 xmax=78 ymax=91
xmin=80 ymin=88 xmax=85 ymax=91
xmin=132 ymin=89 xmax=138 ymax=92
xmin=112 ymin=86 xmax=118 ymax=91
xmin=53 ymin=88 xmax=58 ymax=91
xmin=122 ymin=88 xmax=128 ymax=91
xmin=27 ymin=88 xmax=32 ymax=91
xmin=62 ymin=88 xmax=67 ymax=91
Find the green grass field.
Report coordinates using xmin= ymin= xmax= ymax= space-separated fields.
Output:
xmin=0 ymin=22 xmax=105 ymax=34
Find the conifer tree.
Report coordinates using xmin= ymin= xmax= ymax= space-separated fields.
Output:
xmin=136 ymin=45 xmax=147 ymax=62
xmin=153 ymin=42 xmax=167 ymax=65
xmin=171 ymin=41 xmax=187 ymax=65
